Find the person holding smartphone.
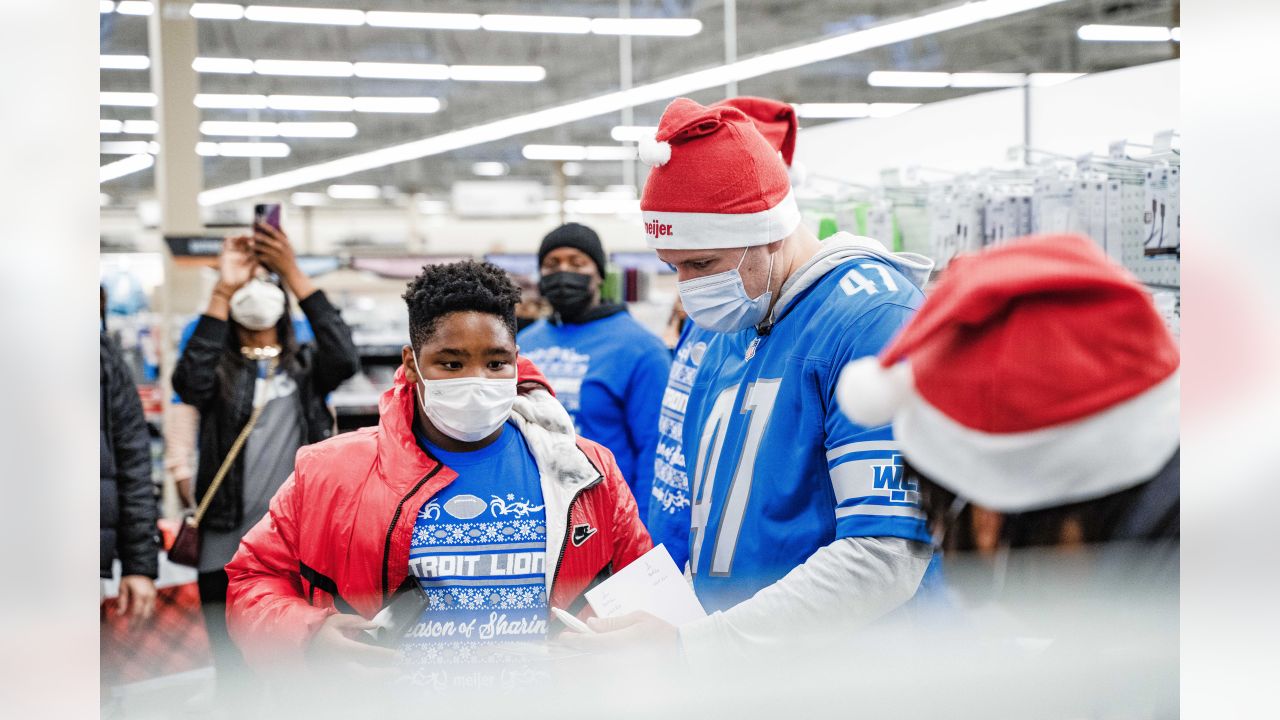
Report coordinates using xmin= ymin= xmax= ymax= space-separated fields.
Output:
xmin=171 ymin=219 xmax=359 ymax=704
xmin=223 ymin=260 xmax=652 ymax=688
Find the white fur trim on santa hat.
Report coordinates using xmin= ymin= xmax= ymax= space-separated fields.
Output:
xmin=896 ymin=371 xmax=1180 ymax=513
xmin=837 ymin=357 xmax=911 ymax=428
xmin=642 ymin=188 xmax=801 ymax=250
xmin=638 ymin=136 xmax=671 ymax=167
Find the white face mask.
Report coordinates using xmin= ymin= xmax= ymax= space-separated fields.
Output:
xmin=229 ymin=279 xmax=286 ymax=331
xmin=411 ymin=354 xmax=517 ymax=443
xmin=677 ymin=247 xmax=775 ymax=333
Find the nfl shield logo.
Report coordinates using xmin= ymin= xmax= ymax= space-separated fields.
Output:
xmin=745 ymin=337 xmax=760 ymax=360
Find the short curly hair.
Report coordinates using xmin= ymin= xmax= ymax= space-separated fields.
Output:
xmin=403 ymin=260 xmax=521 ymax=349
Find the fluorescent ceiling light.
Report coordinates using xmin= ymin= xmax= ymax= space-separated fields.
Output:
xmin=353 ymin=96 xmax=442 ymax=113
xmin=867 ymin=71 xmax=1039 ymax=89
xmin=290 ymin=192 xmax=329 ymax=206
xmin=793 ymin=103 xmax=871 ymax=118
xmin=210 ymin=141 xmax=292 ymax=157
xmin=481 ymin=15 xmax=592 ymax=34
xmin=193 ymin=57 xmax=255 ymax=74
xmin=1170 ymin=27 xmax=1181 ymax=42
xmin=185 ymin=56 xmax=537 ymax=82
xmin=611 ymin=125 xmax=658 ymax=142
xmin=590 ymin=18 xmax=702 ymax=36
xmin=868 ymin=70 xmax=950 ymax=87
xmin=100 ymin=1 xmax=115 ymax=13
xmin=243 ymin=5 xmax=364 ymax=26
xmin=949 ymin=71 xmax=1025 ymax=87
xmin=123 ymin=119 xmax=158 ymax=134
xmin=1077 ymin=24 xmax=1172 ymax=42
xmin=449 ymin=65 xmax=546 ymax=82
xmin=98 ymin=119 xmax=157 ymax=134
xmin=101 ymin=91 xmax=158 ymax=107
xmin=189 ymin=3 xmax=245 ymax=20
xmin=198 ymin=120 xmax=357 ymax=138
xmin=101 ymin=140 xmax=159 ymax=155
xmin=585 ymin=146 xmax=637 ymax=160
xmin=100 ymin=55 xmax=150 ymax=70
xmin=201 ymin=121 xmax=279 ymax=137
xmin=523 ymin=145 xmax=586 ymax=161
xmin=195 ymin=93 xmax=268 ymax=109
xmin=268 ymin=95 xmax=355 ymax=112
xmin=254 ymin=59 xmax=354 ymax=77
xmin=101 ymin=153 xmax=154 ymax=183
xmin=278 ymin=122 xmax=358 ymax=138
xmin=192 ymin=93 xmax=441 ymax=113
xmin=867 ymin=103 xmax=921 ymax=118
xmin=114 ymin=1 xmax=153 ymax=16
xmin=472 ymin=162 xmax=509 ymax=177
xmin=133 ymin=3 xmax=702 ymax=39
xmin=199 ymin=0 xmax=1071 ymax=205
xmin=353 ymin=62 xmax=449 ymax=80
xmin=365 ymin=11 xmax=482 ymax=30
xmin=523 ymin=145 xmax=635 ymax=161
xmin=793 ymin=102 xmax=921 ymax=119
xmin=327 ymin=184 xmax=381 ymax=199
xmin=1028 ymin=72 xmax=1084 ymax=87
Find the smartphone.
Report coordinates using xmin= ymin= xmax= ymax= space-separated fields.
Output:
xmin=253 ymin=203 xmax=282 ymax=232
xmin=363 ymin=576 xmax=431 ymax=647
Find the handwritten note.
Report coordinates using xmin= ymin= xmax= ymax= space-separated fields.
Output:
xmin=584 ymin=544 xmax=707 ymax=626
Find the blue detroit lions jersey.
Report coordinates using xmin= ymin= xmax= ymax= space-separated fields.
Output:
xmin=649 ymin=256 xmax=929 ymax=611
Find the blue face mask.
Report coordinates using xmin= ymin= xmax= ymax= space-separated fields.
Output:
xmin=677 ymin=247 xmax=775 ymax=333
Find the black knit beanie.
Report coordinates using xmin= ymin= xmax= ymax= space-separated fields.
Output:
xmin=538 ymin=223 xmax=607 ymax=278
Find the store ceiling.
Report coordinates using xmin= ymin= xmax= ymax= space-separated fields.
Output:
xmin=99 ymin=0 xmax=1179 ymax=205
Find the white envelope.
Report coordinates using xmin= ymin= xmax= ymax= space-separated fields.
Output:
xmin=584 ymin=544 xmax=707 ymax=627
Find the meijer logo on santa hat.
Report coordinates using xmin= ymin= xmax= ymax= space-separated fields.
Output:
xmin=645 ymin=220 xmax=674 ymax=239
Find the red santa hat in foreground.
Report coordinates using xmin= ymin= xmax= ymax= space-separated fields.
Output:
xmin=837 ymin=235 xmax=1180 ymax=512
xmin=639 ymin=96 xmax=800 ymax=250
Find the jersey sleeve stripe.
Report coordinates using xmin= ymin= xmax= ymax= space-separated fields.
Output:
xmin=829 ymin=449 xmax=899 ymax=470
xmin=835 ymin=503 xmax=926 ymax=520
xmin=825 ymin=440 xmax=900 ymax=463
xmin=837 ymin=495 xmax=920 ymax=509
xmin=834 ymin=515 xmax=932 ymax=544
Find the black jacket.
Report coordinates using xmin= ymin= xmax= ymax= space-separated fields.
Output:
xmin=172 ymin=290 xmax=359 ymax=532
xmin=100 ymin=333 xmax=159 ymax=578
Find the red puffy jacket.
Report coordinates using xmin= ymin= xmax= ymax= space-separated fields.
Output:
xmin=225 ymin=358 xmax=652 ymax=669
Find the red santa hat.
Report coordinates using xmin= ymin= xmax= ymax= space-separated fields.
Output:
xmin=639 ymin=96 xmax=801 ymax=250
xmin=836 ymin=235 xmax=1180 ymax=512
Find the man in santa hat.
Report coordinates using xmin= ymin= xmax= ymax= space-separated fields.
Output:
xmin=562 ymin=96 xmax=937 ymax=662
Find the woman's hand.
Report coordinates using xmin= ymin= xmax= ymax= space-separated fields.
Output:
xmin=252 ymin=222 xmax=298 ymax=276
xmin=207 ymin=235 xmax=257 ymax=320
xmin=218 ymin=235 xmax=257 ymax=292
xmin=253 ymin=222 xmax=317 ymax=300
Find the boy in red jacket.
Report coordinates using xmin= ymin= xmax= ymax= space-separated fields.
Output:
xmin=225 ymin=260 xmax=651 ymax=683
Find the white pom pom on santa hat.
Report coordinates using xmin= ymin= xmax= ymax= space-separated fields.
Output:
xmin=638 ymin=136 xmax=671 ymax=167
xmin=836 ymin=357 xmax=912 ymax=428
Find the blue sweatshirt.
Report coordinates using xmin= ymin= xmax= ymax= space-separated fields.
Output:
xmin=518 ymin=309 xmax=671 ymax=522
